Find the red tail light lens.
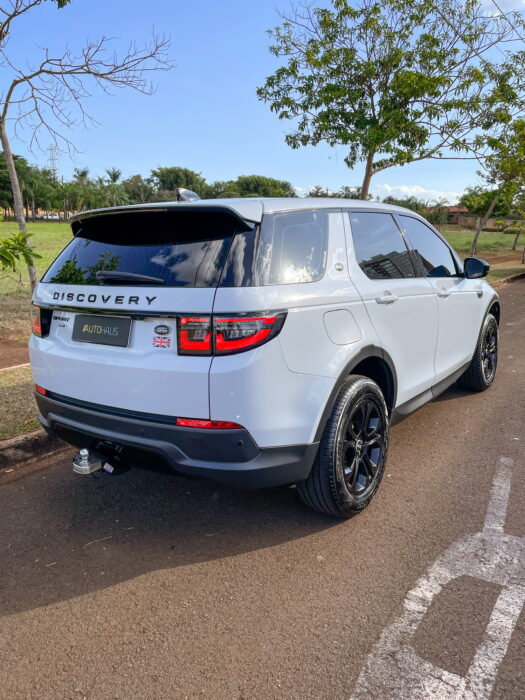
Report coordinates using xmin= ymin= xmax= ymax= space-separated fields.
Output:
xmin=177 ymin=316 xmax=212 ymax=355
xmin=176 ymin=312 xmax=287 ymax=356
xmin=214 ymin=313 xmax=287 ymax=354
xmin=34 ymin=384 xmax=47 ymax=396
xmin=176 ymin=417 xmax=243 ymax=429
xmin=31 ymin=305 xmax=42 ymax=337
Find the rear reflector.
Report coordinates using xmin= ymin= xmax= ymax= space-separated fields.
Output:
xmin=176 ymin=417 xmax=243 ymax=429
xmin=34 ymin=384 xmax=47 ymax=396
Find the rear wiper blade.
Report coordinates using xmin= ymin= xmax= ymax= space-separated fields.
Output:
xmin=95 ymin=271 xmax=165 ymax=285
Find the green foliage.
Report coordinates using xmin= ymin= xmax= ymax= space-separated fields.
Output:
xmin=257 ymin=0 xmax=525 ymax=195
xmin=49 ymin=251 xmax=120 ymax=284
xmin=151 ymin=167 xmax=208 ymax=197
xmin=208 ymin=174 xmax=296 ymax=199
xmin=459 ymin=186 xmax=514 ymax=218
xmin=381 ymin=196 xmax=427 ymax=213
xmin=0 ymin=231 xmax=40 ymax=272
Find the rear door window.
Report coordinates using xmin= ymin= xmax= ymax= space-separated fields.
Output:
xmin=349 ymin=212 xmax=415 ymax=279
xmin=399 ymin=216 xmax=458 ymax=278
xmin=43 ymin=210 xmax=248 ymax=287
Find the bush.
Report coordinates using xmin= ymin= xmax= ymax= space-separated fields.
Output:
xmin=481 ymin=227 xmax=500 ymax=232
xmin=503 ymin=227 xmax=523 ymax=234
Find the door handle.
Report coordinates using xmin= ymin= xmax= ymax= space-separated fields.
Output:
xmin=436 ymin=288 xmax=451 ymax=298
xmin=375 ymin=293 xmax=399 ymax=305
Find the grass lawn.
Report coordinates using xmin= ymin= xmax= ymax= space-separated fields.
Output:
xmin=0 ymin=366 xmax=38 ymax=440
xmin=442 ymin=230 xmax=523 ymax=255
xmin=0 ymin=221 xmax=72 ymax=341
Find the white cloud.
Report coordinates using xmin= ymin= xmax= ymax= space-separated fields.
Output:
xmin=372 ymin=183 xmax=460 ymax=204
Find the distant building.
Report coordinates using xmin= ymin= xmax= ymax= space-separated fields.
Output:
xmin=426 ymin=205 xmax=470 ymax=225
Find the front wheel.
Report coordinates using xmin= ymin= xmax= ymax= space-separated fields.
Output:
xmin=457 ymin=313 xmax=499 ymax=392
xmin=297 ymin=375 xmax=389 ymax=518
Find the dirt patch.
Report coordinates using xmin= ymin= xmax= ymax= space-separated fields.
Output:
xmin=0 ymin=340 xmax=29 ymax=369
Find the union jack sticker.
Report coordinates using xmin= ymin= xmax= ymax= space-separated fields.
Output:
xmin=152 ymin=335 xmax=171 ymax=348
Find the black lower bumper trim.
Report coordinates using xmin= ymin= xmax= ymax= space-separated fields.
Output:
xmin=35 ymin=393 xmax=318 ymax=488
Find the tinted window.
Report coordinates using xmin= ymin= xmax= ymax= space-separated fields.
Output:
xmin=43 ymin=210 xmax=243 ymax=287
xmin=255 ymin=210 xmax=328 ymax=285
xmin=349 ymin=212 xmax=414 ymax=279
xmin=400 ymin=216 xmax=457 ymax=278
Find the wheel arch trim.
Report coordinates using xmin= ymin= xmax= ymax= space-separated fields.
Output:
xmin=313 ymin=345 xmax=397 ymax=443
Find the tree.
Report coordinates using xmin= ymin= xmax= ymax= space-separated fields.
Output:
xmin=105 ymin=167 xmax=127 ymax=207
xmin=151 ymin=167 xmax=208 ymax=198
xmin=469 ymin=121 xmax=525 ymax=256
xmin=459 ymin=186 xmax=513 ymax=219
xmin=381 ymin=195 xmax=427 ymax=213
xmin=0 ymin=1 xmax=171 ymax=289
xmin=122 ymin=174 xmax=155 ymax=204
xmin=257 ymin=0 xmax=525 ymax=200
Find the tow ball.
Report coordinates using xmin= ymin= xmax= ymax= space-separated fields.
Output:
xmin=72 ymin=448 xmax=128 ymax=477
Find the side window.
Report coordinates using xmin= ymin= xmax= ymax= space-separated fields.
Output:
xmin=349 ymin=212 xmax=415 ymax=279
xmin=400 ymin=216 xmax=458 ymax=278
xmin=255 ymin=210 xmax=329 ymax=285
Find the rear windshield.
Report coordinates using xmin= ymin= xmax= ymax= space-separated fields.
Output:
xmin=43 ymin=208 xmax=329 ymax=288
xmin=42 ymin=210 xmax=248 ymax=287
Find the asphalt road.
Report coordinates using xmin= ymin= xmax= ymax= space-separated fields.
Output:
xmin=1 ymin=280 xmax=524 ymax=700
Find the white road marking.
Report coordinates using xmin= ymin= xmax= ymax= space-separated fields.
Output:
xmin=350 ymin=457 xmax=524 ymax=700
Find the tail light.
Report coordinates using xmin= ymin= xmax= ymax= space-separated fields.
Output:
xmin=31 ymin=305 xmax=52 ymax=338
xmin=34 ymin=384 xmax=47 ymax=396
xmin=177 ymin=317 xmax=212 ymax=355
xmin=176 ymin=312 xmax=287 ymax=356
xmin=31 ymin=305 xmax=42 ymax=337
xmin=214 ymin=314 xmax=286 ymax=354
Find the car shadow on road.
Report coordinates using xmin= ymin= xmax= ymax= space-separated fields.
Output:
xmin=0 ymin=461 xmax=339 ymax=617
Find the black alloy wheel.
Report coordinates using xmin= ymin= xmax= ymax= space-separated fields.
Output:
xmin=457 ymin=312 xmax=499 ymax=392
xmin=481 ymin=318 xmax=498 ymax=384
xmin=338 ymin=395 xmax=386 ymax=499
xmin=297 ymin=375 xmax=389 ymax=518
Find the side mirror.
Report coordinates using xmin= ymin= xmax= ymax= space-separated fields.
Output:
xmin=464 ymin=257 xmax=490 ymax=279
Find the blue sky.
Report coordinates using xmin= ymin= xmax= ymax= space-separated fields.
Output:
xmin=3 ymin=0 xmax=524 ymax=203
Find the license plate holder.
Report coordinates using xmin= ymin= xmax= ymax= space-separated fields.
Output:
xmin=72 ymin=314 xmax=131 ymax=347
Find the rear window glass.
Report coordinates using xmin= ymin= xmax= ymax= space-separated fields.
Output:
xmin=349 ymin=212 xmax=415 ymax=279
xmin=257 ymin=210 xmax=328 ymax=285
xmin=43 ymin=210 xmax=246 ymax=287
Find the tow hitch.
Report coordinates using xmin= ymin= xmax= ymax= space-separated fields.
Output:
xmin=72 ymin=448 xmax=130 ymax=477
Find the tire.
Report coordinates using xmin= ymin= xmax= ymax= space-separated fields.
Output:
xmin=297 ymin=375 xmax=389 ymax=518
xmin=457 ymin=313 xmax=499 ymax=392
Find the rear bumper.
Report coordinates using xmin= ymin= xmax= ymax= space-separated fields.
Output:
xmin=35 ymin=392 xmax=318 ymax=488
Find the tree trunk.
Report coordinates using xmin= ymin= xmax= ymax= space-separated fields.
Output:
xmin=0 ymin=120 xmax=37 ymax=289
xmin=360 ymin=152 xmax=375 ymax=201
xmin=470 ymin=193 xmax=500 ymax=257
xmin=512 ymin=230 xmax=521 ymax=250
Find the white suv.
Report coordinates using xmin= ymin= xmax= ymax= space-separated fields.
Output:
xmin=29 ymin=198 xmax=499 ymax=518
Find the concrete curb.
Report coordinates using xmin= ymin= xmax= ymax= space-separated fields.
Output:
xmin=0 ymin=428 xmax=66 ymax=470
xmin=492 ymin=270 xmax=525 ymax=288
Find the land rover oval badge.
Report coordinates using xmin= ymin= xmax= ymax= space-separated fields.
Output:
xmin=154 ymin=324 xmax=171 ymax=336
